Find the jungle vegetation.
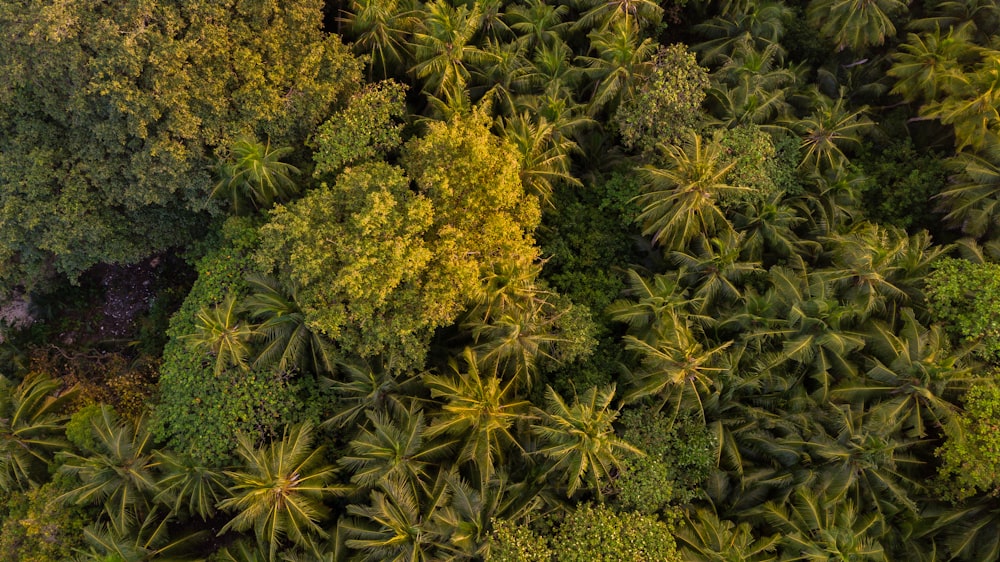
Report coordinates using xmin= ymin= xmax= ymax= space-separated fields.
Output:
xmin=1 ymin=0 xmax=1000 ymax=560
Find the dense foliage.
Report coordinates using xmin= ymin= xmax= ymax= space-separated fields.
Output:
xmin=2 ymin=0 xmax=1000 ymax=560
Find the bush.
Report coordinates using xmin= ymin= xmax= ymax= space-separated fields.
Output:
xmin=936 ymin=380 xmax=1000 ymax=500
xmin=616 ymin=408 xmax=717 ymax=511
xmin=152 ymin=216 xmax=315 ymax=463
xmin=490 ymin=505 xmax=680 ymax=562
xmin=615 ymin=44 xmax=710 ymax=154
xmin=0 ymin=473 xmax=92 ymax=561
xmin=856 ymin=138 xmax=948 ymax=232
xmin=550 ymin=504 xmax=680 ymax=562
xmin=925 ymin=258 xmax=1000 ymax=363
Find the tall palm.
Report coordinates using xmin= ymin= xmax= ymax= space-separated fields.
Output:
xmin=423 ymin=348 xmax=532 ymax=489
xmin=342 ymin=474 xmax=450 ymax=562
xmin=783 ymin=405 xmax=922 ymax=519
xmin=498 ymin=112 xmax=581 ymax=209
xmin=635 ymin=133 xmax=746 ymax=251
xmin=468 ymin=298 xmax=569 ymax=389
xmin=573 ymin=0 xmax=664 ymax=33
xmin=675 ymin=506 xmax=780 ymax=562
xmin=834 ymin=309 xmax=968 ymax=440
xmin=183 ymin=293 xmax=254 ymax=376
xmin=0 ymin=372 xmax=75 ymax=491
xmin=56 ymin=406 xmax=160 ymax=532
xmin=474 ymin=0 xmax=513 ymax=44
xmin=219 ymin=422 xmax=344 ymax=557
xmin=756 ymin=484 xmax=887 ymax=560
xmin=339 ymin=407 xmax=452 ymax=495
xmin=794 ymin=93 xmax=874 ymax=173
xmin=211 ymin=137 xmax=300 ymax=214
xmin=608 ymin=268 xmax=715 ymax=343
xmin=321 ymin=357 xmax=418 ymax=429
xmin=244 ymin=274 xmax=335 ymax=375
xmin=507 ymin=0 xmax=572 ymax=52
xmin=622 ymin=320 xmax=732 ymax=423
xmin=670 ymin=231 xmax=764 ymax=314
xmin=790 ymin=168 xmax=866 ymax=236
xmin=693 ymin=1 xmax=792 ymax=65
xmin=531 ymin=385 xmax=641 ymax=499
xmin=469 ymin=40 xmax=531 ymax=116
xmin=342 ymin=0 xmax=420 ymax=79
xmin=936 ymin=144 xmax=1000 ymax=240
xmin=706 ymin=40 xmax=798 ymax=129
xmin=920 ymin=56 xmax=1000 ymax=151
xmin=908 ymin=0 xmax=1000 ymax=39
xmin=521 ymin=40 xmax=586 ymax=100
xmin=77 ymin=508 xmax=207 ymax=562
xmin=153 ymin=450 xmax=228 ymax=521
xmin=732 ymin=193 xmax=815 ymax=269
xmin=821 ymin=222 xmax=912 ymax=320
xmin=762 ymin=267 xmax=866 ymax=402
xmin=806 ymin=0 xmax=908 ymax=52
xmin=578 ymin=18 xmax=657 ymax=115
xmin=410 ymin=1 xmax=494 ymax=98
xmin=888 ymin=26 xmax=977 ymax=104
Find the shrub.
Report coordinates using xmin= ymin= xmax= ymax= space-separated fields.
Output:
xmin=925 ymin=258 xmax=1000 ymax=363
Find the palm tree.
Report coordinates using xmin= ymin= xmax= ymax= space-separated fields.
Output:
xmin=339 ymin=406 xmax=452 ymax=495
xmin=467 ymin=299 xmax=569 ymax=389
xmin=756 ymin=484 xmax=888 ymax=560
xmin=578 ymin=19 xmax=657 ymax=115
xmin=922 ymin=498 xmax=1000 ymax=562
xmin=342 ymin=0 xmax=420 ymax=79
xmin=507 ymin=0 xmax=572 ymax=52
xmin=821 ymin=222 xmax=912 ymax=320
xmin=531 ymin=385 xmax=641 ymax=499
xmin=321 ymin=356 xmax=418 ymax=429
xmin=622 ymin=319 xmax=732 ymax=423
xmin=908 ymin=0 xmax=1000 ymax=39
xmin=806 ymin=0 xmax=908 ymax=52
xmin=732 ymin=193 xmax=816 ymax=270
xmin=784 ymin=405 xmax=922 ymax=519
xmin=762 ymin=267 xmax=866 ymax=402
xmin=790 ymin=167 xmax=866 ymax=236
xmin=469 ymin=40 xmax=531 ymax=116
xmin=211 ymin=137 xmax=300 ymax=214
xmin=498 ymin=111 xmax=581 ymax=209
xmin=635 ymin=133 xmax=746 ymax=251
xmin=670 ymin=231 xmax=764 ymax=314
xmin=920 ymin=57 xmax=1000 ymax=151
xmin=693 ymin=1 xmax=793 ymax=65
xmin=936 ymin=144 xmax=1000 ymax=240
xmin=573 ymin=0 xmax=664 ymax=33
xmin=0 ymin=372 xmax=75 ymax=491
xmin=218 ymin=422 xmax=345 ymax=557
xmin=675 ymin=506 xmax=780 ymax=561
xmin=423 ymin=348 xmax=532 ymax=489
xmin=705 ymin=40 xmax=798 ymax=130
xmin=76 ymin=508 xmax=208 ymax=562
xmin=342 ymin=474 xmax=450 ymax=562
xmin=430 ymin=470 xmax=543 ymax=560
xmin=56 ymin=406 xmax=160 ymax=532
xmin=474 ymin=0 xmax=513 ymax=44
xmin=888 ymin=26 xmax=977 ymax=105
xmin=410 ymin=1 xmax=494 ymax=99
xmin=243 ymin=274 xmax=335 ymax=375
xmin=183 ymin=293 xmax=254 ymax=377
xmin=834 ymin=309 xmax=968 ymax=440
xmin=521 ymin=40 xmax=586 ymax=101
xmin=607 ymin=268 xmax=705 ymax=343
xmin=793 ymin=92 xmax=874 ymax=173
xmin=153 ymin=449 xmax=228 ymax=521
